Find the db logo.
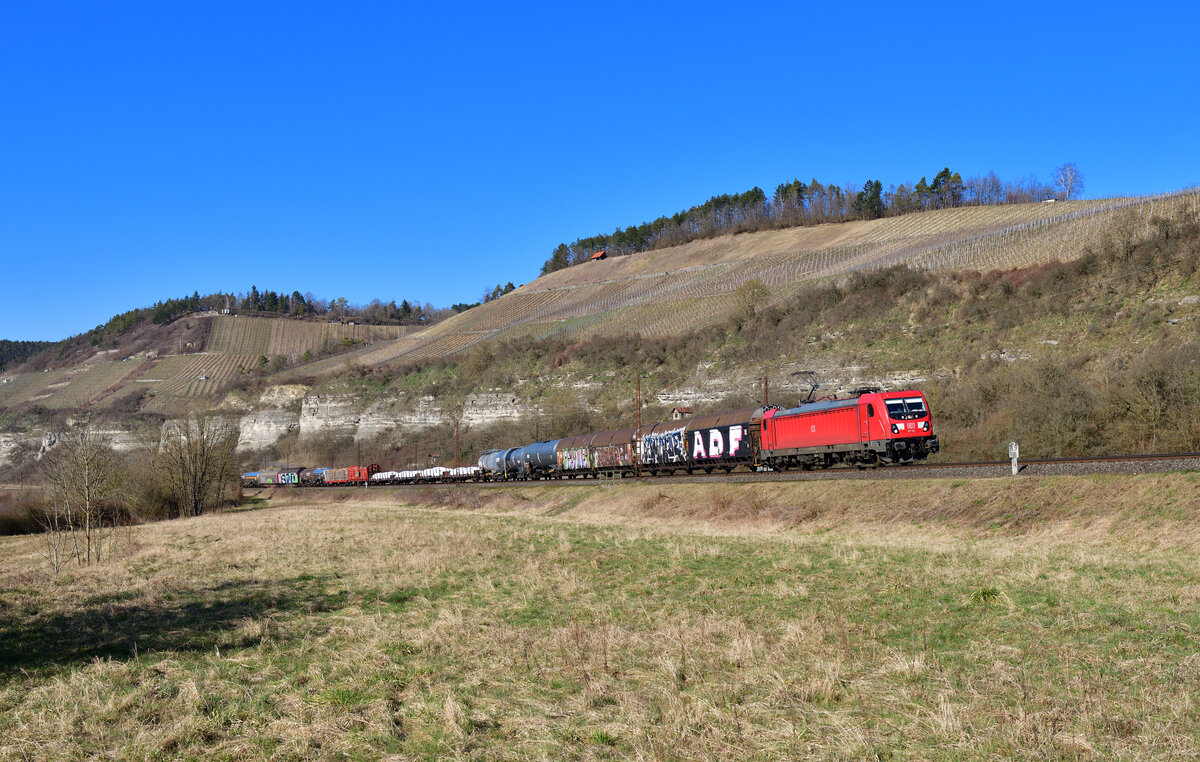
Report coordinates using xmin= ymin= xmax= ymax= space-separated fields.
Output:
xmin=810 ymin=425 xmax=816 ymax=433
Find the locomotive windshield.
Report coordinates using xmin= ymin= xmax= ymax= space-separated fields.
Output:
xmin=885 ymin=397 xmax=928 ymax=421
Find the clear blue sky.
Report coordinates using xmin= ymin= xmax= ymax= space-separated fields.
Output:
xmin=2 ymin=1 xmax=1198 ymax=341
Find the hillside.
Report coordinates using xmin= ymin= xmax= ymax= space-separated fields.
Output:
xmin=0 ymin=317 xmax=415 ymax=415
xmin=0 ymin=191 xmax=1197 ymax=474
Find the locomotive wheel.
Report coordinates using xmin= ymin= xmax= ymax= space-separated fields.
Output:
xmin=704 ymin=467 xmax=714 ymax=474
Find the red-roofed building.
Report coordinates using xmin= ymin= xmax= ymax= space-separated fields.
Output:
xmin=589 ymin=249 xmax=607 ymax=261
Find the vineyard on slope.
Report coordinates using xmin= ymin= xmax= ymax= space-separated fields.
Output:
xmin=405 ymin=193 xmax=1197 ymax=350
xmin=205 ymin=316 xmax=411 ymax=358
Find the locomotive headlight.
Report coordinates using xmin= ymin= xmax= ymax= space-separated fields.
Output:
xmin=891 ymin=424 xmax=900 ymax=434
xmin=919 ymin=421 xmax=929 ymax=431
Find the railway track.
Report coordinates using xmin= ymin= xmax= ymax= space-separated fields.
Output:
xmin=266 ymin=451 xmax=1200 ymax=493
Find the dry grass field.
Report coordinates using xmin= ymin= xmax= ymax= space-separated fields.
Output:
xmin=2 ymin=474 xmax=1199 ymax=759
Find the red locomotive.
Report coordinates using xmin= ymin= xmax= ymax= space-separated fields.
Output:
xmin=760 ymin=390 xmax=937 ymax=469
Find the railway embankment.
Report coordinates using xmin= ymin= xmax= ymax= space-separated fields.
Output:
xmin=266 ymin=469 xmax=1200 ymax=550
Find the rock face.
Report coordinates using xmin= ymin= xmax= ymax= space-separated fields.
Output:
xmin=394 ymin=396 xmax=449 ymax=430
xmin=89 ymin=429 xmax=140 ymax=453
xmin=0 ymin=426 xmax=144 ymax=470
xmin=226 ymin=390 xmax=460 ymax=451
xmin=37 ymin=432 xmax=58 ymax=458
xmin=237 ymin=409 xmax=300 ymax=452
xmin=359 ymin=396 xmax=447 ymax=441
xmin=0 ymin=435 xmax=25 ymax=470
xmin=260 ymin=385 xmax=308 ymax=407
xmin=461 ymin=391 xmax=523 ymax=427
xmin=0 ymin=359 xmax=946 ymax=463
xmin=298 ymin=394 xmax=361 ymax=441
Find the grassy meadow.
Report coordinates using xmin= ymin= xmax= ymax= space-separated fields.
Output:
xmin=2 ymin=475 xmax=1200 ymax=759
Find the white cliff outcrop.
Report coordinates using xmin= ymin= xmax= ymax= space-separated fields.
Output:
xmin=237 ymin=409 xmax=300 ymax=451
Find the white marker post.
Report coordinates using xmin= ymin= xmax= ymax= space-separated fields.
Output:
xmin=1009 ymin=441 xmax=1020 ymax=476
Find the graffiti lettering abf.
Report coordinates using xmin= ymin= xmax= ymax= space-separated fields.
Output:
xmin=692 ymin=425 xmax=745 ymax=459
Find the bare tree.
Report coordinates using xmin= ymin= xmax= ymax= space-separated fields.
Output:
xmin=35 ymin=497 xmax=74 ymax=575
xmin=1052 ymin=163 xmax=1084 ymax=200
xmin=733 ymin=280 xmax=770 ymax=321
xmin=156 ymin=412 xmax=239 ymax=518
xmin=41 ymin=423 xmax=124 ymax=566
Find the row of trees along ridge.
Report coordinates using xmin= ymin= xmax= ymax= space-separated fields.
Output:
xmin=541 ymin=164 xmax=1085 ymax=274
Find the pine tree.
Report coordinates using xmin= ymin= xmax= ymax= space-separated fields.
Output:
xmin=914 ymin=177 xmax=931 ymax=209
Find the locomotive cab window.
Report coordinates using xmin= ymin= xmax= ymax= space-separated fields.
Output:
xmin=866 ymin=404 xmax=875 ymax=417
xmin=886 ymin=397 xmax=929 ymax=421
xmin=905 ymin=397 xmax=928 ymax=418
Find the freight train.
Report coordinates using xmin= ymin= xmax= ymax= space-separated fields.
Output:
xmin=243 ymin=388 xmax=938 ymax=487
xmin=470 ymin=388 xmax=938 ymax=481
xmin=242 ymin=465 xmax=383 ymax=488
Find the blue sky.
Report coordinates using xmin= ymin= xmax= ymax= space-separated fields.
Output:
xmin=2 ymin=1 xmax=1198 ymax=341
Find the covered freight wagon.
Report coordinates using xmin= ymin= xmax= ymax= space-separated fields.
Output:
xmin=321 ymin=464 xmax=381 ymax=485
xmin=589 ymin=429 xmax=634 ymax=474
xmin=299 ymin=467 xmax=329 ymax=485
xmin=636 ymin=422 xmax=688 ymax=473
xmin=682 ymin=406 xmax=771 ymax=473
xmin=556 ymin=434 xmax=593 ymax=474
xmin=277 ymin=467 xmax=304 ymax=485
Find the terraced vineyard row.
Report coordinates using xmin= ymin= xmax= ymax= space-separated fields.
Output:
xmin=206 ymin=317 xmax=273 ymax=355
xmin=33 ymin=361 xmax=148 ymax=409
xmin=205 ymin=316 xmax=410 ymax=357
xmin=422 ymin=290 xmax=571 ymax=338
xmin=273 ymin=348 xmax=377 ymax=380
xmin=0 ymin=368 xmax=71 ymax=407
xmin=355 ymin=337 xmax=427 ymax=366
xmin=136 ymin=354 xmax=259 ymax=410
xmin=390 ymin=333 xmax=487 ymax=363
